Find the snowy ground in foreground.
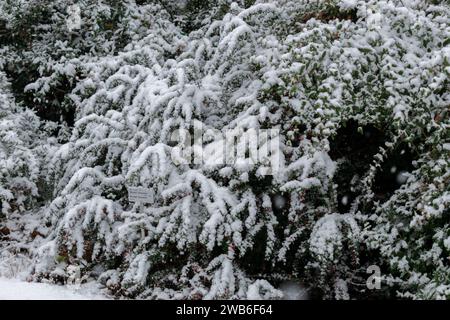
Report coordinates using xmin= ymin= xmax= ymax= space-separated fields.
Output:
xmin=0 ymin=276 xmax=309 ymax=300
xmin=0 ymin=278 xmax=109 ymax=300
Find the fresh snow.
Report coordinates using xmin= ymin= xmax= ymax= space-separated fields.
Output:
xmin=0 ymin=0 xmax=449 ymax=300
xmin=0 ymin=278 xmax=108 ymax=300
xmin=279 ymin=281 xmax=310 ymax=300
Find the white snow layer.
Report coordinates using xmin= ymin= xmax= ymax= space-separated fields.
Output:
xmin=0 ymin=278 xmax=108 ymax=300
xmin=279 ymin=281 xmax=310 ymax=300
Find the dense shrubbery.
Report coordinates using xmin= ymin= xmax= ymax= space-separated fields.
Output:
xmin=0 ymin=72 xmax=40 ymax=217
xmin=0 ymin=0 xmax=449 ymax=299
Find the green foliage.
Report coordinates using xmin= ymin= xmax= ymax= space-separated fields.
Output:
xmin=0 ymin=0 xmax=449 ymax=300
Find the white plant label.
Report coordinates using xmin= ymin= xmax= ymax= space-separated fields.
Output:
xmin=127 ymin=186 xmax=154 ymax=204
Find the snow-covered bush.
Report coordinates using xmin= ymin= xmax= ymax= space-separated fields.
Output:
xmin=0 ymin=0 xmax=162 ymax=126
xmin=308 ymin=214 xmax=360 ymax=299
xmin=364 ymin=136 xmax=450 ymax=299
xmin=0 ymin=72 xmax=40 ymax=216
xmin=0 ymin=0 xmax=449 ymax=300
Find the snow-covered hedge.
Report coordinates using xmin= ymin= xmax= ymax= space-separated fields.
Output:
xmin=0 ymin=72 xmax=40 ymax=216
xmin=0 ymin=0 xmax=449 ymax=299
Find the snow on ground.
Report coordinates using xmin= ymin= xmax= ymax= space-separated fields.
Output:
xmin=0 ymin=278 xmax=109 ymax=300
